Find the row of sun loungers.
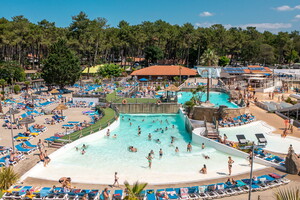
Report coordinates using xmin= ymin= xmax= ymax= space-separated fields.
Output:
xmin=254 ymin=149 xmax=285 ymax=166
xmin=3 ymin=174 xmax=289 ymax=200
xmin=219 ymin=114 xmax=255 ymax=127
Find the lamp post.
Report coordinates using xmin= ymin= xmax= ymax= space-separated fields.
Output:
xmin=7 ymin=108 xmax=15 ymax=152
xmin=248 ymin=143 xmax=255 ymax=200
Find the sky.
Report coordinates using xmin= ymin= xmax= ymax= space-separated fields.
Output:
xmin=0 ymin=0 xmax=300 ymax=32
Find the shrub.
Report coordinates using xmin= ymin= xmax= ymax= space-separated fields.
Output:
xmin=13 ymin=85 xmax=21 ymax=94
xmin=156 ymin=86 xmax=161 ymax=91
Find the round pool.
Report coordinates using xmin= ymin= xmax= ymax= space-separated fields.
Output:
xmin=22 ymin=114 xmax=263 ymax=184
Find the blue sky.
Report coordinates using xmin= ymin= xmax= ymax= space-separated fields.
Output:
xmin=1 ymin=0 xmax=300 ymax=32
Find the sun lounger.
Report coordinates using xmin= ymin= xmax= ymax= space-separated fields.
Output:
xmin=146 ymin=190 xmax=155 ymax=200
xmin=24 ymin=140 xmax=37 ymax=148
xmin=236 ymin=134 xmax=247 ymax=145
xmin=268 ymin=173 xmax=290 ymax=184
xmin=197 ymin=186 xmax=208 ymax=199
xmin=165 ymin=188 xmax=179 ymax=199
xmin=33 ymin=187 xmax=52 ymax=200
xmin=241 ymin=179 xmax=261 ymax=191
xmin=205 ymin=184 xmax=219 ymax=199
xmin=113 ymin=190 xmax=123 ymax=200
xmin=255 ymin=133 xmax=267 ymax=145
xmin=15 ymin=144 xmax=32 ymax=154
xmin=88 ymin=190 xmax=100 ymax=200
xmin=215 ymin=183 xmax=229 ymax=197
xmin=178 ymin=188 xmax=189 ymax=199
xmin=187 ymin=186 xmax=199 ymax=200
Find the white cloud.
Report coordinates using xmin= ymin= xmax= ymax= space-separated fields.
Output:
xmin=195 ymin=22 xmax=292 ymax=31
xmin=199 ymin=11 xmax=214 ymax=17
xmin=295 ymin=15 xmax=300 ymax=19
xmin=275 ymin=5 xmax=300 ymax=11
xmin=240 ymin=23 xmax=292 ymax=29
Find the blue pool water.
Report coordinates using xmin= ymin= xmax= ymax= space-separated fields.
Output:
xmin=177 ymin=92 xmax=239 ymax=108
xmin=28 ymin=114 xmax=250 ymax=184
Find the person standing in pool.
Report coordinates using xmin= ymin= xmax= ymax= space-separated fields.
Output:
xmin=148 ymin=133 xmax=152 ymax=140
xmin=228 ymin=157 xmax=234 ymax=175
xmin=138 ymin=130 xmax=141 ymax=136
xmin=187 ymin=142 xmax=192 ymax=152
xmin=106 ymin=129 xmax=110 ymax=137
xmin=175 ymin=147 xmax=179 ymax=153
xmin=202 ymin=143 xmax=205 ymax=150
xmin=146 ymin=153 xmax=153 ymax=168
xmin=159 ymin=149 xmax=163 ymax=159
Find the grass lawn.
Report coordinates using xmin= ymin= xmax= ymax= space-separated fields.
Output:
xmin=60 ymin=107 xmax=116 ymax=141
xmin=105 ymin=87 xmax=124 ymax=102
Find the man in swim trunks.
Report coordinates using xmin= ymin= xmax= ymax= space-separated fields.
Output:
xmin=159 ymin=149 xmax=163 ymax=159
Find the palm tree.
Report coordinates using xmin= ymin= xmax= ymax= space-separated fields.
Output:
xmin=274 ymin=187 xmax=300 ymax=200
xmin=0 ymin=79 xmax=6 ymax=92
xmin=24 ymin=81 xmax=30 ymax=92
xmin=124 ymin=181 xmax=148 ymax=200
xmin=200 ymin=49 xmax=219 ymax=66
xmin=0 ymin=167 xmax=20 ymax=190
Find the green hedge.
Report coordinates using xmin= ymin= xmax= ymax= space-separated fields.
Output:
xmin=58 ymin=107 xmax=117 ymax=142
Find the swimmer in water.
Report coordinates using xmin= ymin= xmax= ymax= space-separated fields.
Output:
xmin=82 ymin=144 xmax=86 ymax=149
xmin=142 ymin=119 xmax=144 ymax=122
xmin=148 ymin=133 xmax=152 ymax=140
xmin=156 ymin=139 xmax=161 ymax=144
xmin=161 ymin=129 xmax=164 ymax=134
xmin=75 ymin=147 xmax=78 ymax=151
xmin=113 ymin=134 xmax=117 ymax=139
xmin=81 ymin=149 xmax=86 ymax=155
xmin=138 ymin=130 xmax=141 ymax=136
xmin=130 ymin=122 xmax=132 ymax=126
xmin=150 ymin=150 xmax=154 ymax=155
xmin=203 ymin=154 xmax=210 ymax=159
xmin=165 ymin=127 xmax=168 ymax=131
xmin=106 ymin=129 xmax=110 ymax=137
xmin=175 ymin=147 xmax=179 ymax=153
xmin=172 ymin=125 xmax=175 ymax=128
xmin=121 ymin=116 xmax=124 ymax=120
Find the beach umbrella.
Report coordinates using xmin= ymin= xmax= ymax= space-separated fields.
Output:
xmin=54 ymin=104 xmax=68 ymax=117
xmin=6 ymin=108 xmax=20 ymax=123
xmin=18 ymin=117 xmax=35 ymax=131
xmin=50 ymin=89 xmax=59 ymax=94
xmin=164 ymin=84 xmax=180 ymax=102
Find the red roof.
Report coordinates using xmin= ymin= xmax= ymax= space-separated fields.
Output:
xmin=131 ymin=65 xmax=197 ymax=76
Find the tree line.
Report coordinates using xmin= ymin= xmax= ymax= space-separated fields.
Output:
xmin=0 ymin=11 xmax=300 ymax=70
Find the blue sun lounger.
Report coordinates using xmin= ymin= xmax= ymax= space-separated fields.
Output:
xmin=146 ymin=190 xmax=156 ymax=200
xmin=33 ymin=187 xmax=52 ymax=200
xmin=113 ymin=190 xmax=123 ymax=200
xmin=165 ymin=188 xmax=179 ymax=199
xmin=24 ymin=140 xmax=37 ymax=148
xmin=15 ymin=144 xmax=32 ymax=154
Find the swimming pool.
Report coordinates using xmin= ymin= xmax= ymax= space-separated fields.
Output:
xmin=22 ymin=114 xmax=262 ymax=184
xmin=177 ymin=92 xmax=238 ymax=108
xmin=219 ymin=121 xmax=300 ymax=154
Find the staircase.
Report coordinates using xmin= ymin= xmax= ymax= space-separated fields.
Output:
xmin=48 ymin=142 xmax=66 ymax=148
xmin=205 ymin=123 xmax=219 ymax=139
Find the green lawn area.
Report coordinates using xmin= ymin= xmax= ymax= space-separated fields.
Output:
xmin=105 ymin=87 xmax=124 ymax=102
xmin=60 ymin=107 xmax=116 ymax=142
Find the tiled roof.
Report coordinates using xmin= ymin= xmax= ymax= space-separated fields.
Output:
xmin=131 ymin=65 xmax=197 ymax=76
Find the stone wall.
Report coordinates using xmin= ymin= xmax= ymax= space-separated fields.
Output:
xmin=113 ymin=103 xmax=180 ymax=114
xmin=192 ymin=106 xmax=246 ymax=122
